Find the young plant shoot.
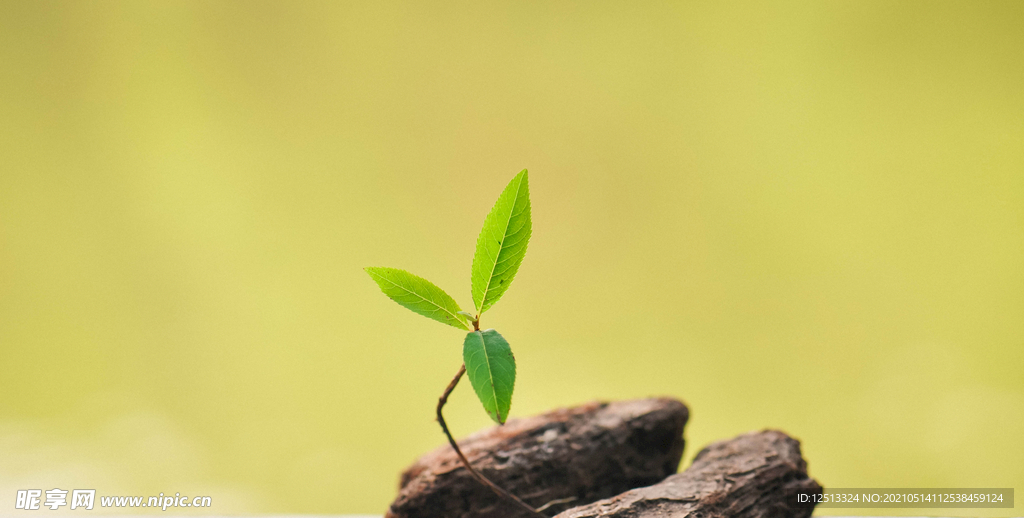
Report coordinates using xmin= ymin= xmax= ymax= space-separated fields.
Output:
xmin=365 ymin=169 xmax=539 ymax=516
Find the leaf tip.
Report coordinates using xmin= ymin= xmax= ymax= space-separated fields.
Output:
xmin=489 ymin=409 xmax=507 ymax=425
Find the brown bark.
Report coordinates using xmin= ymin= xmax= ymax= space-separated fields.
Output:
xmin=386 ymin=398 xmax=689 ymax=518
xmin=554 ymin=430 xmax=822 ymax=518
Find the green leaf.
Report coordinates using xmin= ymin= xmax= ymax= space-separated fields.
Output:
xmin=364 ymin=267 xmax=470 ymax=330
xmin=462 ymin=329 xmax=516 ymax=424
xmin=471 ymin=169 xmax=532 ymax=314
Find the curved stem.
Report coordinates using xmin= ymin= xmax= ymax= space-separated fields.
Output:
xmin=436 ymin=364 xmax=545 ymax=517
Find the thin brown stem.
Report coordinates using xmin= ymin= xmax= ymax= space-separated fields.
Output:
xmin=436 ymin=364 xmax=545 ymax=518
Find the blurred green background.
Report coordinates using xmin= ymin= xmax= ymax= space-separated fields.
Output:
xmin=1 ymin=1 xmax=1021 ymax=515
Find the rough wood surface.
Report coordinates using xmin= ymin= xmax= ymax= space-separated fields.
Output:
xmin=386 ymin=398 xmax=689 ymax=518
xmin=555 ymin=430 xmax=822 ymax=518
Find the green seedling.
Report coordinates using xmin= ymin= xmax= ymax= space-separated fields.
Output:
xmin=365 ymin=170 xmax=542 ymax=516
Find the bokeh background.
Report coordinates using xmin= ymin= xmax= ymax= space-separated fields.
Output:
xmin=2 ymin=1 xmax=1022 ymax=515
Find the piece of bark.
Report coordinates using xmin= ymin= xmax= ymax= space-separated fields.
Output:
xmin=555 ymin=430 xmax=822 ymax=518
xmin=386 ymin=398 xmax=689 ymax=518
